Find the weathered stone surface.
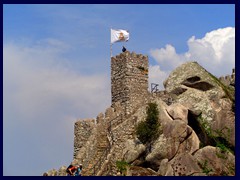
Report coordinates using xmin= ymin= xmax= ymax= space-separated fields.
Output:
xmin=74 ymin=119 xmax=96 ymax=158
xmin=123 ymin=139 xmax=146 ymax=163
xmin=193 ymin=146 xmax=235 ymax=176
xmin=46 ymin=169 xmax=58 ymax=176
xmin=111 ymin=51 xmax=149 ymax=115
xmin=126 ymin=166 xmax=157 ymax=176
xmin=158 ymin=159 xmax=173 ymax=176
xmin=96 ymin=112 xmax=104 ymax=124
xmin=105 ymin=107 xmax=115 ymax=119
xmin=211 ymin=99 xmax=235 ymax=147
xmin=177 ymin=127 xmax=200 ymax=155
xmin=169 ymin=152 xmax=202 ymax=176
xmin=153 ymin=98 xmax=173 ymax=125
xmin=166 ymin=103 xmax=188 ymax=123
xmin=163 ymin=120 xmax=188 ymax=139
xmin=163 ymin=61 xmax=235 ymax=149
xmin=58 ymin=166 xmax=67 ymax=176
xmin=111 ymin=101 xmax=123 ymax=116
xmin=145 ymin=134 xmax=180 ymax=166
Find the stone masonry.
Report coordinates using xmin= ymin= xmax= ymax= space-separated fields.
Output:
xmin=219 ymin=68 xmax=235 ymax=87
xmin=111 ymin=51 xmax=149 ymax=115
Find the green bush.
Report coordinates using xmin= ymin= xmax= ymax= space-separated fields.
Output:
xmin=116 ymin=161 xmax=129 ymax=176
xmin=136 ymin=103 xmax=160 ymax=144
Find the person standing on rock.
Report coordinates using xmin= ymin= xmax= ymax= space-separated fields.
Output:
xmin=122 ymin=46 xmax=126 ymax=52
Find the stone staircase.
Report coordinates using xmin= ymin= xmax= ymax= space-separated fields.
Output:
xmin=81 ymin=130 xmax=110 ymax=176
xmin=81 ymin=104 xmax=146 ymax=176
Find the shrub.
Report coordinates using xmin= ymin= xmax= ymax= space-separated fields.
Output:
xmin=136 ymin=103 xmax=160 ymax=144
xmin=116 ymin=161 xmax=129 ymax=176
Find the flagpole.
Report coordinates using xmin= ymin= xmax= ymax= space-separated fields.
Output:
xmin=110 ymin=27 xmax=113 ymax=58
xmin=110 ymin=43 xmax=113 ymax=58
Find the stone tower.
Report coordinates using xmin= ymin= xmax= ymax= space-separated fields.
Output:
xmin=111 ymin=51 xmax=149 ymax=115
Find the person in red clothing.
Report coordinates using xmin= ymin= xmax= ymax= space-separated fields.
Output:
xmin=66 ymin=164 xmax=77 ymax=176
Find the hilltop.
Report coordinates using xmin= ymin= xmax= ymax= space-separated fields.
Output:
xmin=44 ymin=51 xmax=235 ymax=176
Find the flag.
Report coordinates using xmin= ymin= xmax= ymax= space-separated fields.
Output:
xmin=111 ymin=29 xmax=129 ymax=44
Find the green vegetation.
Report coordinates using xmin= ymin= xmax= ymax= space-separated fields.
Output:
xmin=199 ymin=160 xmax=212 ymax=175
xmin=197 ymin=115 xmax=234 ymax=156
xmin=116 ymin=160 xmax=130 ymax=176
xmin=136 ymin=103 xmax=160 ymax=144
xmin=208 ymin=72 xmax=235 ymax=110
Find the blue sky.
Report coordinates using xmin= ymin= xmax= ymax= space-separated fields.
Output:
xmin=3 ymin=4 xmax=235 ymax=176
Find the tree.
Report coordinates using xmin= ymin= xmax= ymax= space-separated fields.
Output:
xmin=136 ymin=102 xmax=160 ymax=144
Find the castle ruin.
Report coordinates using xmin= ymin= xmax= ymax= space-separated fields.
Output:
xmin=44 ymin=50 xmax=235 ymax=176
xmin=73 ymin=51 xmax=151 ymax=175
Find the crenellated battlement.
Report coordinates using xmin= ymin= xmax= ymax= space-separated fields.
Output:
xmin=114 ymin=51 xmax=148 ymax=60
xmin=219 ymin=68 xmax=235 ymax=87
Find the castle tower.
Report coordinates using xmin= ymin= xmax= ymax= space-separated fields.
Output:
xmin=111 ymin=51 xmax=149 ymax=115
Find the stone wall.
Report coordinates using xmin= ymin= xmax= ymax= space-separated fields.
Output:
xmin=74 ymin=119 xmax=95 ymax=158
xmin=111 ymin=51 xmax=149 ymax=115
xmin=73 ymin=119 xmax=99 ymax=169
xmin=219 ymin=68 xmax=235 ymax=86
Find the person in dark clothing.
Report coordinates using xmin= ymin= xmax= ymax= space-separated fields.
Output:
xmin=122 ymin=46 xmax=126 ymax=52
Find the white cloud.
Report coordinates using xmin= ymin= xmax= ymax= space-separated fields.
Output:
xmin=148 ymin=65 xmax=168 ymax=90
xmin=187 ymin=27 xmax=235 ymax=69
xmin=3 ymin=39 xmax=111 ymax=175
xmin=150 ymin=44 xmax=185 ymax=70
xmin=150 ymin=27 xmax=235 ymax=85
xmin=3 ymin=40 xmax=110 ymax=120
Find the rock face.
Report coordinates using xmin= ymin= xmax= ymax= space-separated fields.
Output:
xmin=164 ymin=62 xmax=235 ymax=149
xmin=44 ymin=55 xmax=235 ymax=176
xmin=193 ymin=146 xmax=235 ymax=176
xmin=123 ymin=139 xmax=146 ymax=163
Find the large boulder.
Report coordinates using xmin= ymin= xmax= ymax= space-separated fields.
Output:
xmin=158 ymin=159 xmax=173 ymax=176
xmin=193 ymin=146 xmax=235 ymax=176
xmin=177 ymin=127 xmax=200 ymax=155
xmin=168 ymin=152 xmax=202 ymax=176
xmin=158 ymin=153 xmax=202 ymax=176
xmin=163 ymin=61 xmax=235 ymax=148
xmin=126 ymin=166 xmax=158 ymax=176
xmin=145 ymin=134 xmax=180 ymax=167
xmin=211 ymin=98 xmax=235 ymax=147
xmin=166 ymin=103 xmax=188 ymax=123
xmin=146 ymin=114 xmax=194 ymax=168
xmin=123 ymin=139 xmax=146 ymax=163
xmin=163 ymin=120 xmax=189 ymax=140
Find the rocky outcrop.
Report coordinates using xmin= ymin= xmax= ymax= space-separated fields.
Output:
xmin=123 ymin=139 xmax=146 ymax=164
xmin=44 ymin=60 xmax=235 ymax=176
xmin=126 ymin=166 xmax=158 ymax=176
xmin=166 ymin=103 xmax=188 ymax=123
xmin=193 ymin=146 xmax=235 ymax=176
xmin=164 ymin=61 xmax=235 ymax=149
